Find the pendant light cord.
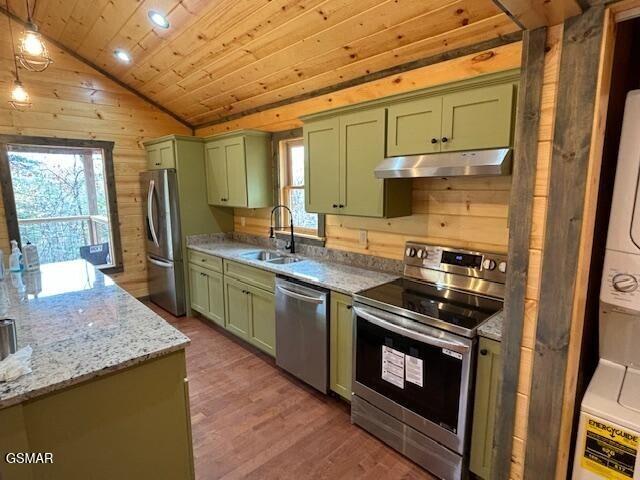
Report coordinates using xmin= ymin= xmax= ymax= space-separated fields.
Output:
xmin=24 ymin=0 xmax=33 ymax=23
xmin=5 ymin=0 xmax=21 ymax=82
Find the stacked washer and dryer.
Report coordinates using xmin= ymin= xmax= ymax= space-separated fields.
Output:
xmin=573 ymin=91 xmax=640 ymax=479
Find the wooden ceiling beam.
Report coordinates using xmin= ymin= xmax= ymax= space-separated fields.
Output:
xmin=493 ymin=0 xmax=583 ymax=29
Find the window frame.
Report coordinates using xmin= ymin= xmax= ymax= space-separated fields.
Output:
xmin=272 ymin=129 xmax=325 ymax=243
xmin=0 ymin=135 xmax=124 ymax=274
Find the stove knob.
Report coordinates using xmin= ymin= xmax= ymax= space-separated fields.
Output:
xmin=417 ymin=249 xmax=427 ymax=259
xmin=482 ymin=259 xmax=496 ymax=271
xmin=612 ymin=273 xmax=638 ymax=293
xmin=498 ymin=261 xmax=507 ymax=273
xmin=405 ymin=247 xmax=417 ymax=258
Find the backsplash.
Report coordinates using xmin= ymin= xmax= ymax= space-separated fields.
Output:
xmin=187 ymin=232 xmax=404 ymax=275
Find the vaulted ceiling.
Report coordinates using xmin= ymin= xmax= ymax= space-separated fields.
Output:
xmin=3 ymin=0 xmax=524 ymax=128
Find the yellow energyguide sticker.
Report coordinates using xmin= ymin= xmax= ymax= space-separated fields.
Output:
xmin=581 ymin=418 xmax=638 ymax=479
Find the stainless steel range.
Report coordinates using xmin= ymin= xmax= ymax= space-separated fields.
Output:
xmin=351 ymin=242 xmax=507 ymax=480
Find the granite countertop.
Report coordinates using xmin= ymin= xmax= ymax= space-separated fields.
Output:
xmin=0 ymin=260 xmax=189 ymax=409
xmin=478 ymin=310 xmax=503 ymax=341
xmin=188 ymin=241 xmax=398 ymax=295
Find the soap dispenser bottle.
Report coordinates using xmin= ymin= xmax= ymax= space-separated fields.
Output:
xmin=9 ymin=240 xmax=22 ymax=272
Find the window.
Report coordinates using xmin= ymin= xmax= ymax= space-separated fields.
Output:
xmin=0 ymin=136 xmax=123 ymax=273
xmin=277 ymin=138 xmax=320 ymax=237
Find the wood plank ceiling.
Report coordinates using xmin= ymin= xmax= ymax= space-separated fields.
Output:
xmin=4 ymin=0 xmax=522 ymax=128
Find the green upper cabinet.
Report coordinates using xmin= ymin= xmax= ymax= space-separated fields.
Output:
xmin=387 ymin=97 xmax=442 ymax=157
xmin=303 ymin=108 xmax=411 ymax=218
xmin=205 ymin=141 xmax=228 ymax=205
xmin=204 ymin=130 xmax=273 ymax=209
xmin=339 ymin=109 xmax=387 ymax=217
xmin=304 ymin=117 xmax=340 ymax=214
xmin=441 ymin=83 xmax=515 ymax=152
xmin=146 ymin=139 xmax=176 ymax=170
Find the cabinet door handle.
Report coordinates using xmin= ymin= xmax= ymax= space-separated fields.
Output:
xmin=332 ymin=204 xmax=338 ymax=208
xmin=338 ymin=204 xmax=344 ymax=208
xmin=441 ymin=137 xmax=449 ymax=143
xmin=480 ymin=349 xmax=488 ymax=356
xmin=430 ymin=138 xmax=438 ymax=144
xmin=346 ymin=305 xmax=352 ymax=310
xmin=200 ymin=272 xmax=206 ymax=277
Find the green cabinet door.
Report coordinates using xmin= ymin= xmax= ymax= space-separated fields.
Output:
xmin=207 ymin=271 xmax=225 ymax=328
xmin=470 ymin=337 xmax=502 ymax=480
xmin=189 ymin=264 xmax=209 ymax=314
xmin=205 ymin=141 xmax=228 ymax=205
xmin=304 ymin=117 xmax=340 ymax=214
xmin=441 ymin=84 xmax=514 ymax=152
xmin=339 ymin=108 xmax=386 ymax=217
xmin=330 ymin=292 xmax=353 ymax=401
xmin=224 ymin=277 xmax=250 ymax=339
xmin=387 ymin=97 xmax=443 ymax=156
xmin=247 ymin=285 xmax=276 ymax=356
xmin=146 ymin=140 xmax=176 ymax=170
xmin=223 ymin=137 xmax=249 ymax=207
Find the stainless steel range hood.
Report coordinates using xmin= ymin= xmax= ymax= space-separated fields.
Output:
xmin=374 ymin=148 xmax=512 ymax=179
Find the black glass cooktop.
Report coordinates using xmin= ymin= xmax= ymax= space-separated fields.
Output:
xmin=355 ymin=278 xmax=503 ymax=332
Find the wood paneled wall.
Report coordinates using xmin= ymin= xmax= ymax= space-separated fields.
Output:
xmin=197 ymin=42 xmax=523 ymax=257
xmin=0 ymin=19 xmax=190 ymax=297
xmin=509 ymin=23 xmax=563 ymax=480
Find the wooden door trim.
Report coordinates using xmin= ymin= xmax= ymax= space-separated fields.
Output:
xmin=523 ymin=5 xmax=605 ymax=479
xmin=491 ymin=26 xmax=548 ymax=480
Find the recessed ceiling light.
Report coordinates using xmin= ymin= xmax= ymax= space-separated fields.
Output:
xmin=148 ymin=10 xmax=170 ymax=29
xmin=114 ymin=49 xmax=131 ymax=63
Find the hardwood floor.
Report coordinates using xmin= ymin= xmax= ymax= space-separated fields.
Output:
xmin=148 ymin=304 xmax=434 ymax=480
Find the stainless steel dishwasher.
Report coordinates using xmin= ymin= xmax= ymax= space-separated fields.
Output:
xmin=275 ymin=276 xmax=329 ymax=393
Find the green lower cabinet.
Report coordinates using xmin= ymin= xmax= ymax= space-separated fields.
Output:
xmin=189 ymin=264 xmax=210 ymax=314
xmin=470 ymin=337 xmax=502 ymax=480
xmin=223 ymin=276 xmax=276 ymax=356
xmin=224 ymin=277 xmax=251 ymax=339
xmin=330 ymin=292 xmax=353 ymax=401
xmin=246 ymin=284 xmax=276 ymax=356
xmin=206 ymin=271 xmax=225 ymax=327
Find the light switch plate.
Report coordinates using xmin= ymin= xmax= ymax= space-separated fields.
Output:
xmin=359 ymin=229 xmax=368 ymax=247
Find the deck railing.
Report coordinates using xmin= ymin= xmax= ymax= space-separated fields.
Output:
xmin=18 ymin=215 xmax=109 ymax=265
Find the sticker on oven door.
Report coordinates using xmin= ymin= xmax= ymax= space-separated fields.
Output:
xmin=443 ymin=348 xmax=463 ymax=360
xmin=405 ymin=355 xmax=423 ymax=387
xmin=381 ymin=346 xmax=405 ymax=389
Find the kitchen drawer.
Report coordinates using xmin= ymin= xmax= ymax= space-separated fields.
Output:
xmin=223 ymin=260 xmax=275 ymax=292
xmin=188 ymin=250 xmax=222 ymax=272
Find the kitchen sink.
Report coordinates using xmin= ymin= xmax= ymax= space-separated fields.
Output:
xmin=266 ymin=257 xmax=304 ymax=265
xmin=240 ymin=250 xmax=282 ymax=261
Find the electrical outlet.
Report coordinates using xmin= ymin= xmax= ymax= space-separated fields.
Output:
xmin=240 ymin=217 xmax=246 ymax=227
xmin=359 ymin=229 xmax=368 ymax=247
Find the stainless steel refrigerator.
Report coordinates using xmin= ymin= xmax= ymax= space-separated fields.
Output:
xmin=141 ymin=169 xmax=186 ymax=316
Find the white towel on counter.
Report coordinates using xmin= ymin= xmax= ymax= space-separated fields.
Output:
xmin=0 ymin=346 xmax=32 ymax=382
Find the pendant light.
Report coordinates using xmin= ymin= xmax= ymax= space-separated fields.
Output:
xmin=6 ymin=0 xmax=31 ymax=110
xmin=16 ymin=0 xmax=52 ymax=72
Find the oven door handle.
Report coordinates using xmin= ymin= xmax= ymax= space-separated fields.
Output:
xmin=353 ymin=306 xmax=471 ymax=354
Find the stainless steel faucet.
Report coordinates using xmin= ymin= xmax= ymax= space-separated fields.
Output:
xmin=269 ymin=205 xmax=296 ymax=254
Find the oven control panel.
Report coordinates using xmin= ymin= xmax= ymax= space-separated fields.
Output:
xmin=404 ymin=242 xmax=508 ymax=283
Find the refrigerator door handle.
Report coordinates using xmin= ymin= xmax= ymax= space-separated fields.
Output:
xmin=147 ymin=255 xmax=173 ymax=268
xmin=147 ymin=179 xmax=160 ymax=248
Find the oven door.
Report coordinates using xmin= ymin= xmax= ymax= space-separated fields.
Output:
xmin=352 ymin=303 xmax=474 ymax=454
